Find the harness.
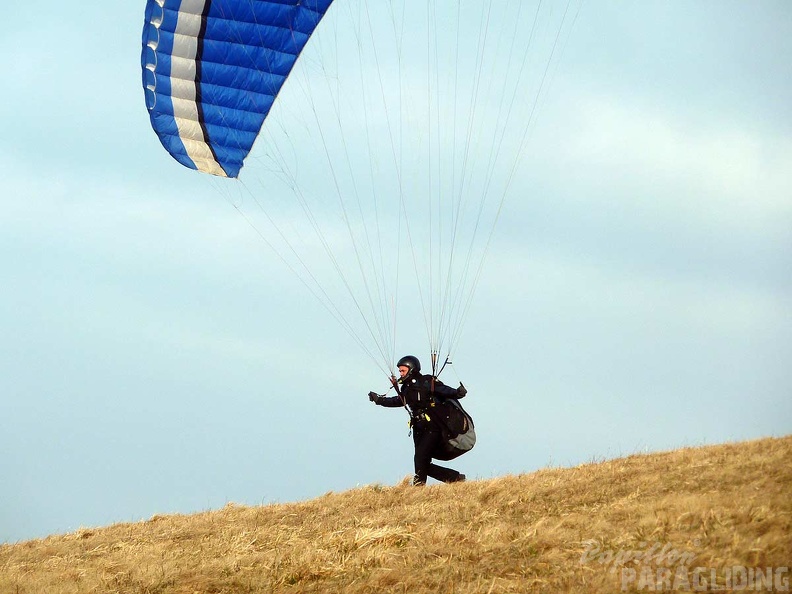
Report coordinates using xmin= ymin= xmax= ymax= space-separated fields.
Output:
xmin=390 ymin=373 xmax=440 ymax=433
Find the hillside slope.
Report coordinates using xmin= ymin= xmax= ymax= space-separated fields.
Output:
xmin=2 ymin=436 xmax=790 ymax=593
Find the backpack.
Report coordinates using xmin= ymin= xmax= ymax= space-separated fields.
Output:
xmin=433 ymin=397 xmax=476 ymax=461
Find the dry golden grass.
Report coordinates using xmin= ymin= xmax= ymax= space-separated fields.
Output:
xmin=2 ymin=435 xmax=790 ymax=593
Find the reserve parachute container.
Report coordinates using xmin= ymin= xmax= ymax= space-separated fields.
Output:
xmin=434 ymin=397 xmax=476 ymax=461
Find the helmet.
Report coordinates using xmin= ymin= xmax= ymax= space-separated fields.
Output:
xmin=396 ymin=355 xmax=421 ymax=376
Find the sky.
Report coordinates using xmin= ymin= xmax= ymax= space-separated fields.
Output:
xmin=1 ymin=1 xmax=790 ymax=544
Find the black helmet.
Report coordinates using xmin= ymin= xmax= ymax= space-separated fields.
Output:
xmin=396 ymin=355 xmax=421 ymax=376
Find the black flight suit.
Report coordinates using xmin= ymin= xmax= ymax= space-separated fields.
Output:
xmin=374 ymin=373 xmax=464 ymax=485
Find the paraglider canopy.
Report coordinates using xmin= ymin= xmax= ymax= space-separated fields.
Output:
xmin=141 ymin=0 xmax=333 ymax=178
xmin=140 ymin=0 xmax=581 ymax=378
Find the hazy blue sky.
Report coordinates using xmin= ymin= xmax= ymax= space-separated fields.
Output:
xmin=1 ymin=1 xmax=790 ymax=544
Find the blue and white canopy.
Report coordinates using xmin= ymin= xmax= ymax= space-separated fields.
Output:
xmin=142 ymin=0 xmax=333 ymax=178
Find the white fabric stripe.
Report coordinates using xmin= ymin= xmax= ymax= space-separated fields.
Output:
xmin=172 ymin=116 xmax=226 ymax=143
xmin=171 ymin=1 xmax=227 ymax=177
xmin=182 ymin=137 xmax=226 ymax=163
xmin=169 ymin=33 xmax=199 ymax=60
xmin=174 ymin=12 xmax=202 ymax=35
xmin=177 ymin=0 xmax=210 ymax=15
xmin=170 ymin=76 xmax=200 ymax=102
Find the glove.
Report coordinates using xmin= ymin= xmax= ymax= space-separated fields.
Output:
xmin=456 ymin=383 xmax=467 ymax=398
xmin=368 ymin=391 xmax=381 ymax=403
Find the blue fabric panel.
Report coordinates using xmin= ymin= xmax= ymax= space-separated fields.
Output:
xmin=142 ymin=0 xmax=333 ymax=177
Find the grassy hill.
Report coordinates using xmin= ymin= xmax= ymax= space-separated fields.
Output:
xmin=2 ymin=436 xmax=790 ymax=593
